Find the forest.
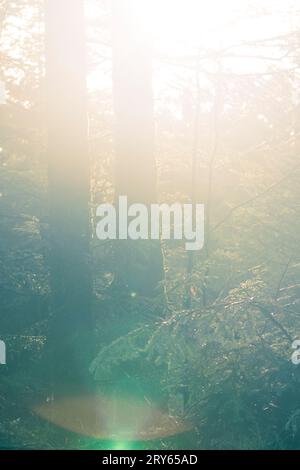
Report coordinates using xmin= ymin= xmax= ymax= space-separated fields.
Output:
xmin=0 ymin=0 xmax=300 ymax=451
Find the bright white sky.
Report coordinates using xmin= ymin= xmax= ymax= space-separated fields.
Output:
xmin=87 ymin=0 xmax=299 ymax=49
xmin=85 ymin=0 xmax=300 ymax=92
xmin=134 ymin=0 xmax=289 ymax=45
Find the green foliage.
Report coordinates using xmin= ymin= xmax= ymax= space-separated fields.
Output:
xmin=91 ymin=272 xmax=300 ymax=448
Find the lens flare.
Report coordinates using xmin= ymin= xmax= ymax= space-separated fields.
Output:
xmin=33 ymin=394 xmax=191 ymax=442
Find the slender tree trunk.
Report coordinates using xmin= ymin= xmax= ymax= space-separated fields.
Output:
xmin=45 ymin=0 xmax=93 ymax=385
xmin=112 ymin=0 xmax=164 ymax=298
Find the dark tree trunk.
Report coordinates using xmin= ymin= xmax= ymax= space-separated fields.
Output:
xmin=112 ymin=0 xmax=164 ymax=298
xmin=45 ymin=0 xmax=93 ymax=386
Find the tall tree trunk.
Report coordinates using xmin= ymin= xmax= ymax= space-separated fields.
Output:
xmin=112 ymin=0 xmax=164 ymax=298
xmin=45 ymin=0 xmax=93 ymax=386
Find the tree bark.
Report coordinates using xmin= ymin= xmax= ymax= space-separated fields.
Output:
xmin=112 ymin=0 xmax=164 ymax=298
xmin=45 ymin=0 xmax=93 ymax=385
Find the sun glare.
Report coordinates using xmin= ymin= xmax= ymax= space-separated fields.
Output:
xmin=85 ymin=0 xmax=298 ymax=84
xmin=130 ymin=0 xmax=296 ymax=49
